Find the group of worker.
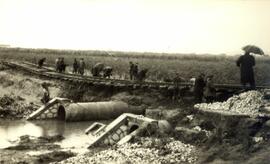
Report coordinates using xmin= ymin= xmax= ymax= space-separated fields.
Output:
xmin=39 ymin=58 xmax=146 ymax=80
xmin=129 ymin=62 xmax=148 ymax=81
xmin=193 ymin=74 xmax=216 ymax=103
xmin=54 ymin=58 xmax=86 ymax=75
xmin=56 ymin=58 xmax=112 ymax=77
xmin=167 ymin=72 xmax=215 ymax=103
xmin=72 ymin=58 xmax=86 ymax=75
xmin=55 ymin=58 xmax=67 ymax=73
xmin=192 ymin=51 xmax=256 ymax=103
xmin=39 ymin=50 xmax=256 ymax=104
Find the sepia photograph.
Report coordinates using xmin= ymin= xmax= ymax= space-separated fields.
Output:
xmin=0 ymin=0 xmax=270 ymax=163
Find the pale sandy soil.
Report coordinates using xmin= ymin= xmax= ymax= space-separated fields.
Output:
xmin=0 ymin=70 xmax=61 ymax=105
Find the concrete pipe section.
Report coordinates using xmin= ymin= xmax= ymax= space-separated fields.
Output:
xmin=57 ymin=101 xmax=145 ymax=122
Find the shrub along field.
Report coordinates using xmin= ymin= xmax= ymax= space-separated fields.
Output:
xmin=1 ymin=47 xmax=270 ymax=85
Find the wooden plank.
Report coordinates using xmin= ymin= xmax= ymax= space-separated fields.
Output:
xmin=3 ymin=61 xmax=270 ymax=91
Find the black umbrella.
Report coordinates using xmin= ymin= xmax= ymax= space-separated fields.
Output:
xmin=242 ymin=45 xmax=264 ymax=55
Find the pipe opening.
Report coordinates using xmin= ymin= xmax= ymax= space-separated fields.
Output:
xmin=128 ymin=124 xmax=139 ymax=134
xmin=57 ymin=105 xmax=66 ymax=120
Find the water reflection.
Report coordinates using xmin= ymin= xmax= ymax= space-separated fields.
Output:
xmin=0 ymin=119 xmax=102 ymax=149
xmin=30 ymin=120 xmax=66 ymax=136
xmin=0 ymin=120 xmax=43 ymax=148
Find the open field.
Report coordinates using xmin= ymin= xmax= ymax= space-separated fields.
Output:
xmin=1 ymin=47 xmax=270 ymax=85
xmin=1 ymin=60 xmax=270 ymax=164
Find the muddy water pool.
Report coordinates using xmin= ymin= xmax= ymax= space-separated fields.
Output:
xmin=0 ymin=119 xmax=109 ymax=151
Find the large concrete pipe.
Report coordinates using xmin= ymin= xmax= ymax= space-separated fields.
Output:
xmin=57 ymin=101 xmax=145 ymax=122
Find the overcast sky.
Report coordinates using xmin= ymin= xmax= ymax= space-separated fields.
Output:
xmin=0 ymin=0 xmax=269 ymax=55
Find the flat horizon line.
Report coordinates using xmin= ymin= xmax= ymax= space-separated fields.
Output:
xmin=0 ymin=44 xmax=269 ymax=56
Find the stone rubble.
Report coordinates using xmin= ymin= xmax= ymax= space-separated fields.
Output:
xmin=194 ymin=91 xmax=264 ymax=116
xmin=192 ymin=126 xmax=212 ymax=138
xmin=54 ymin=137 xmax=197 ymax=164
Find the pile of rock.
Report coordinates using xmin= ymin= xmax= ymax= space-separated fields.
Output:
xmin=55 ymin=137 xmax=197 ymax=164
xmin=194 ymin=91 xmax=263 ymax=116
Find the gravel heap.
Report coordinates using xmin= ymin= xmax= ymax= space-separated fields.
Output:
xmin=194 ymin=91 xmax=263 ymax=116
xmin=55 ymin=137 xmax=197 ymax=164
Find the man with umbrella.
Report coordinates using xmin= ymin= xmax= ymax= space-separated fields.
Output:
xmin=236 ymin=45 xmax=263 ymax=90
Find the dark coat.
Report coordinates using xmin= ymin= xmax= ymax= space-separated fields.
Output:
xmin=236 ymin=54 xmax=255 ymax=84
xmin=129 ymin=63 xmax=135 ymax=73
xmin=92 ymin=63 xmax=104 ymax=77
xmin=38 ymin=58 xmax=46 ymax=68
xmin=137 ymin=69 xmax=148 ymax=81
xmin=103 ymin=66 xmax=113 ymax=78
xmin=78 ymin=60 xmax=85 ymax=75
xmin=194 ymin=76 xmax=205 ymax=95
xmin=73 ymin=60 xmax=78 ymax=69
xmin=204 ymin=79 xmax=216 ymax=97
xmin=193 ymin=76 xmax=205 ymax=103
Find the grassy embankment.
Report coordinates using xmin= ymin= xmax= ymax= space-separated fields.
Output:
xmin=0 ymin=47 xmax=270 ymax=85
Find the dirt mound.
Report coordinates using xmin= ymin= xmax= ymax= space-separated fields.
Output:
xmin=35 ymin=151 xmax=75 ymax=164
xmin=111 ymin=90 xmax=166 ymax=107
xmin=111 ymin=92 xmax=143 ymax=106
xmin=0 ymin=94 xmax=37 ymax=118
xmin=191 ymin=102 xmax=270 ymax=163
xmin=0 ymin=69 xmax=62 ymax=118
xmin=6 ymin=135 xmax=64 ymax=150
xmin=1 ymin=135 xmax=75 ymax=164
xmin=0 ymin=70 xmax=61 ymax=104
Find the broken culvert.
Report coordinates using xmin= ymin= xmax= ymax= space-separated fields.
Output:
xmin=28 ymin=99 xmax=145 ymax=122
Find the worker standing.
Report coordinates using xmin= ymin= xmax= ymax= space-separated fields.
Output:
xmin=73 ymin=58 xmax=79 ymax=74
xmin=41 ymin=83 xmax=50 ymax=104
xmin=172 ymin=73 xmax=183 ymax=101
xmin=38 ymin=58 xmax=46 ymax=68
xmin=55 ymin=58 xmax=60 ymax=72
xmin=78 ymin=58 xmax=85 ymax=75
xmin=193 ymin=73 xmax=206 ymax=103
xmin=204 ymin=75 xmax=216 ymax=103
xmin=60 ymin=58 xmax=67 ymax=73
xmin=133 ymin=63 xmax=139 ymax=80
xmin=129 ymin=62 xmax=135 ymax=80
